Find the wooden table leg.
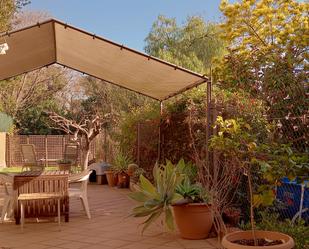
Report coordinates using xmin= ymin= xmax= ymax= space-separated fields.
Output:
xmin=65 ymin=213 xmax=69 ymax=222
xmin=57 ymin=199 xmax=61 ymax=230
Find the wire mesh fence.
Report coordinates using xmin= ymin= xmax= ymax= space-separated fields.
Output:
xmin=132 ymin=99 xmax=308 ymax=225
xmin=5 ymin=134 xmax=96 ymax=167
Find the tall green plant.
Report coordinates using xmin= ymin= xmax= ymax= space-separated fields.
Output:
xmin=210 ymin=116 xmax=308 ymax=245
xmin=129 ymin=160 xmax=185 ymax=233
xmin=112 ymin=152 xmax=133 ymax=173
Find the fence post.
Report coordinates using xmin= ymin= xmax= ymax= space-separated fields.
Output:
xmin=157 ymin=101 xmax=163 ymax=163
xmin=104 ymin=128 xmax=107 ymax=162
xmin=62 ymin=135 xmax=65 ymax=158
xmin=6 ymin=134 xmax=11 ymax=167
xmin=44 ymin=135 xmax=48 ymax=167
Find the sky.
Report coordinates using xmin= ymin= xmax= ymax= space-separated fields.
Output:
xmin=25 ymin=0 xmax=228 ymax=52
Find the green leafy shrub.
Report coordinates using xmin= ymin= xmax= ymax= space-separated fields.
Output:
xmin=0 ymin=112 xmax=13 ymax=132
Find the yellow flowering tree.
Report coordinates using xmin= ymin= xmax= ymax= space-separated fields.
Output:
xmin=216 ymin=0 xmax=308 ymax=151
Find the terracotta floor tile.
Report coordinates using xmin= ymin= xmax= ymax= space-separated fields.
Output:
xmin=0 ymin=185 xmax=216 ymax=249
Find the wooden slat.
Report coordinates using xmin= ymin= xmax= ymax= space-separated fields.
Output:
xmin=14 ymin=171 xmax=69 ymax=223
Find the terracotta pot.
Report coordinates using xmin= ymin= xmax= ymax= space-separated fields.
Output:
xmin=173 ymin=203 xmax=213 ymax=240
xmin=117 ymin=172 xmax=130 ymax=188
xmin=223 ymin=210 xmax=241 ymax=226
xmin=221 ymin=230 xmax=295 ymax=249
xmin=105 ymin=170 xmax=117 ymax=187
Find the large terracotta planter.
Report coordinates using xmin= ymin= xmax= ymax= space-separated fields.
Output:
xmin=173 ymin=203 xmax=213 ymax=240
xmin=221 ymin=230 xmax=295 ymax=249
xmin=105 ymin=170 xmax=118 ymax=187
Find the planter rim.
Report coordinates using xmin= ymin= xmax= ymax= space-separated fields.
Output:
xmin=222 ymin=230 xmax=295 ymax=249
xmin=172 ymin=203 xmax=211 ymax=207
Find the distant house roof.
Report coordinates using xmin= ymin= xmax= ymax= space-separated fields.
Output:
xmin=0 ymin=19 xmax=208 ymax=101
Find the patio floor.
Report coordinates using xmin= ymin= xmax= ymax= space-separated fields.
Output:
xmin=0 ymin=184 xmax=219 ymax=249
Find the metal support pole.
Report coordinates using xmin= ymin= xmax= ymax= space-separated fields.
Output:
xmin=206 ymin=77 xmax=212 ymax=167
xmin=137 ymin=122 xmax=141 ymax=166
xmin=157 ymin=101 xmax=163 ymax=163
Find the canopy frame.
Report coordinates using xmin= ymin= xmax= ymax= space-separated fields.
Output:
xmin=0 ymin=19 xmax=208 ymax=101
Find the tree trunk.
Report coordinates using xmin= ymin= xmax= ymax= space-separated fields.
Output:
xmin=82 ymin=140 xmax=90 ymax=170
xmin=247 ymin=171 xmax=257 ymax=246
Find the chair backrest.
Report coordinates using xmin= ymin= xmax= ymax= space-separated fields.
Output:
xmin=69 ymin=169 xmax=92 ymax=192
xmin=69 ymin=169 xmax=92 ymax=183
xmin=64 ymin=144 xmax=78 ymax=165
xmin=21 ymin=144 xmax=38 ymax=166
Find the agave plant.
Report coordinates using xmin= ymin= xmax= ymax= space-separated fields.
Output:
xmin=128 ymin=160 xmax=185 ymax=233
xmin=175 ymin=177 xmax=210 ymax=204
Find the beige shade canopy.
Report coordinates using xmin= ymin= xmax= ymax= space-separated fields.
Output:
xmin=0 ymin=19 xmax=208 ymax=101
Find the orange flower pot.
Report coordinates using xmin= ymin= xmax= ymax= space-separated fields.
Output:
xmin=173 ymin=203 xmax=213 ymax=240
xmin=221 ymin=230 xmax=295 ymax=249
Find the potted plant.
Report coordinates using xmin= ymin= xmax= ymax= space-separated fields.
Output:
xmin=112 ymin=152 xmax=133 ymax=188
xmin=223 ymin=207 xmax=241 ymax=227
xmin=210 ymin=117 xmax=295 ymax=248
xmin=105 ymin=164 xmax=118 ymax=187
xmin=129 ymin=159 xmax=213 ymax=239
xmin=57 ymin=159 xmax=72 ymax=172
xmin=173 ymin=177 xmax=213 ymax=239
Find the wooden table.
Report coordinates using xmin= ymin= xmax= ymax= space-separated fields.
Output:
xmin=14 ymin=171 xmax=69 ymax=224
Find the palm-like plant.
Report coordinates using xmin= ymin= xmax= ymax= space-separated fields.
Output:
xmin=128 ymin=160 xmax=185 ymax=233
xmin=112 ymin=152 xmax=133 ymax=173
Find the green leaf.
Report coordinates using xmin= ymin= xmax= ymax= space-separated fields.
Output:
xmin=132 ymin=206 xmax=156 ymax=217
xmin=165 ymin=207 xmax=174 ymax=230
xmin=171 ymin=193 xmax=183 ymax=204
xmin=141 ymin=210 xmax=162 ymax=234
xmin=144 ymin=199 xmax=162 ymax=209
xmin=253 ymin=194 xmax=262 ymax=207
xmin=139 ymin=175 xmax=157 ymax=197
xmin=260 ymin=190 xmax=275 ymax=206
xmin=176 ymin=158 xmax=187 ymax=174
xmin=128 ymin=192 xmax=150 ymax=202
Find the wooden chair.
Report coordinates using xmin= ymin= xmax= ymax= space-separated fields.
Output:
xmin=18 ymin=192 xmax=62 ymax=232
xmin=20 ymin=144 xmax=44 ymax=171
xmin=0 ymin=173 xmax=14 ymax=222
xmin=68 ymin=169 xmax=92 ymax=219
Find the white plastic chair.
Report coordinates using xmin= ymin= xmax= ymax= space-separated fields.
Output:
xmin=68 ymin=170 xmax=92 ymax=219
xmin=0 ymin=173 xmax=14 ymax=222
